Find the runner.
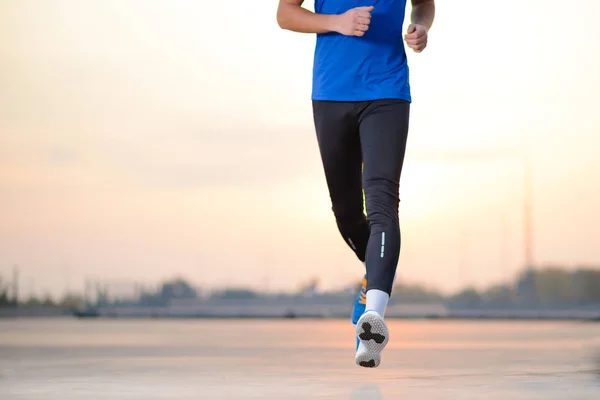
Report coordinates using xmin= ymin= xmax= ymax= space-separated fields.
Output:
xmin=277 ymin=0 xmax=435 ymax=368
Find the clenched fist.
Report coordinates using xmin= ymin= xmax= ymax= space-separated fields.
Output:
xmin=333 ymin=6 xmax=373 ymax=37
xmin=404 ymin=24 xmax=428 ymax=53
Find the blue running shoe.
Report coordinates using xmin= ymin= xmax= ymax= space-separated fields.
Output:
xmin=351 ymin=274 xmax=367 ymax=325
xmin=352 ymin=274 xmax=367 ymax=349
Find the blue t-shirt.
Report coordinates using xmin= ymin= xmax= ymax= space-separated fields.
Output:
xmin=312 ymin=0 xmax=411 ymax=102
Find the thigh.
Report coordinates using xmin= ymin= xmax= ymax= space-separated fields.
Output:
xmin=358 ymin=100 xmax=410 ymax=187
xmin=312 ymin=101 xmax=364 ymax=216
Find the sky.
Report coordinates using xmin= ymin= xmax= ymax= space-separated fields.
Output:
xmin=1 ymin=0 xmax=600 ymax=299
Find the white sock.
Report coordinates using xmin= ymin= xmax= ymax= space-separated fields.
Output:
xmin=365 ymin=289 xmax=389 ymax=318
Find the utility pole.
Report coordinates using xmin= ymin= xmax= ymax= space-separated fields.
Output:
xmin=499 ymin=213 xmax=509 ymax=277
xmin=459 ymin=228 xmax=469 ymax=287
xmin=523 ymin=158 xmax=534 ymax=269
xmin=12 ymin=265 xmax=20 ymax=306
xmin=84 ymin=279 xmax=89 ymax=306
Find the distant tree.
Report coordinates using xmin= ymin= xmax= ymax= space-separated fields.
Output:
xmin=138 ymin=290 xmax=163 ymax=307
xmin=515 ymin=269 xmax=538 ymax=306
xmin=572 ymin=267 xmax=600 ymax=305
xmin=160 ymin=278 xmax=197 ymax=301
xmin=392 ymin=283 xmax=444 ymax=303
xmin=58 ymin=293 xmax=85 ymax=309
xmin=534 ymin=267 xmax=576 ymax=306
xmin=447 ymin=288 xmax=482 ymax=308
xmin=481 ymin=284 xmax=516 ymax=308
xmin=41 ymin=294 xmax=56 ymax=307
xmin=0 ymin=277 xmax=10 ymax=307
xmin=24 ymin=296 xmax=42 ymax=307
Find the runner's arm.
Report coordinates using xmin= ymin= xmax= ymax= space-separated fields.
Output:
xmin=411 ymin=0 xmax=435 ymax=31
xmin=276 ymin=0 xmax=337 ymax=33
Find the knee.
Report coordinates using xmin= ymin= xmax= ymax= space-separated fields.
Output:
xmin=363 ymin=177 xmax=399 ymax=226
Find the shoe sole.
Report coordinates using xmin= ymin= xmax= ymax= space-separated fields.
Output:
xmin=355 ymin=312 xmax=389 ymax=368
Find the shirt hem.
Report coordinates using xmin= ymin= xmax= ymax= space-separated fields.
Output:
xmin=311 ymin=93 xmax=412 ymax=103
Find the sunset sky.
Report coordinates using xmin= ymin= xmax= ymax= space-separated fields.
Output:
xmin=1 ymin=0 xmax=599 ymax=298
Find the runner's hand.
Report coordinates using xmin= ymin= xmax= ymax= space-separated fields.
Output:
xmin=333 ymin=6 xmax=374 ymax=37
xmin=404 ymin=23 xmax=428 ymax=52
